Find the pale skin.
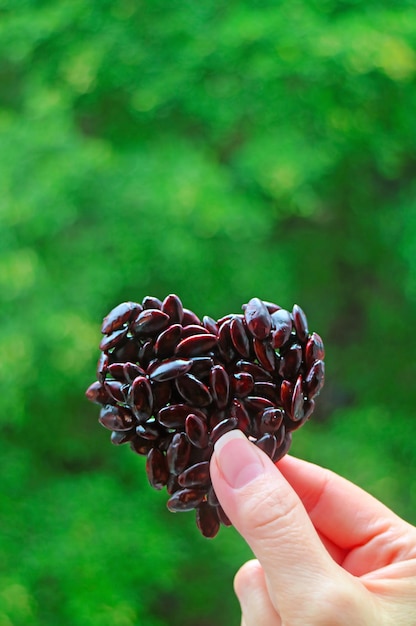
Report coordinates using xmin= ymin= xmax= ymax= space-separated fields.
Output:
xmin=209 ymin=430 xmax=416 ymax=626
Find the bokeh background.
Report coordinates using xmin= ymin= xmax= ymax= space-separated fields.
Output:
xmin=1 ymin=1 xmax=416 ymax=624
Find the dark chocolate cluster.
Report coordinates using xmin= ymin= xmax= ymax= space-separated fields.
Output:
xmin=86 ymin=295 xmax=325 ymax=538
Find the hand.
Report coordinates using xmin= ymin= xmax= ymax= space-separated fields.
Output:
xmin=210 ymin=429 xmax=416 ymax=625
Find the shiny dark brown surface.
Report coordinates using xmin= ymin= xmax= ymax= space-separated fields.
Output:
xmin=209 ymin=364 xmax=230 ymax=409
xmin=166 ymin=488 xmax=206 ymax=512
xmin=270 ymin=308 xmax=292 ymax=348
xmin=86 ymin=294 xmax=325 ymax=538
xmin=146 ymin=448 xmax=169 ymax=490
xmin=99 ymin=327 xmax=128 ymax=351
xmin=178 ymin=461 xmax=210 ymax=488
xmin=292 ymin=304 xmax=309 ymax=343
xmin=147 ymin=358 xmax=193 ymax=382
xmin=128 ymin=376 xmax=153 ymax=422
xmin=175 ymin=333 xmax=218 ymax=357
xmin=185 ymin=413 xmax=209 ymax=448
xmin=244 ymin=297 xmax=272 ymax=340
xmin=99 ymin=404 xmax=136 ymax=431
xmin=154 ymin=323 xmax=182 ymax=358
xmin=162 ymin=293 xmax=184 ymax=324
xmin=101 ymin=301 xmax=142 ymax=334
xmin=132 ymin=308 xmax=170 ymax=335
xmin=175 ymin=374 xmax=213 ymax=407
xmin=167 ymin=432 xmax=192 ymax=475
xmin=196 ymin=501 xmax=220 ymax=538
xmin=230 ymin=316 xmax=251 ymax=359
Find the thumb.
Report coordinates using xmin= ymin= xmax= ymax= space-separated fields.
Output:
xmin=210 ymin=430 xmax=370 ymax=622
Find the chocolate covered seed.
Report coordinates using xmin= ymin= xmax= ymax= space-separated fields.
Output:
xmin=232 ymin=372 xmax=255 ymax=398
xmin=244 ymin=297 xmax=272 ymax=340
xmin=166 ymin=488 xmax=206 ymax=512
xmin=148 ymin=358 xmax=193 ymax=382
xmin=175 ymin=374 xmax=213 ymax=407
xmin=306 ymin=359 xmax=325 ymax=398
xmin=146 ymin=448 xmax=169 ymax=490
xmin=207 ymin=486 xmax=219 ymax=507
xmin=99 ymin=327 xmax=128 ymax=351
xmin=162 ymin=294 xmax=184 ymax=324
xmin=185 ymin=413 xmax=209 ymax=448
xmin=252 ymin=381 xmax=278 ymax=403
xmin=210 ymin=417 xmax=239 ymax=444
xmin=260 ymin=407 xmax=284 ymax=434
xmin=292 ymin=304 xmax=309 ymax=344
xmin=132 ymin=308 xmax=170 ymax=335
xmin=209 ymin=365 xmax=230 ymax=409
xmin=130 ymin=435 xmax=153 ymax=456
xmin=202 ymin=315 xmax=218 ymax=335
xmin=190 ymin=356 xmax=214 ymax=379
xmin=178 ymin=461 xmax=210 ymax=488
xmin=167 ymin=432 xmax=192 ymax=475
xmin=271 ymin=309 xmax=292 ymax=348
xmin=280 ymin=379 xmax=293 ymax=415
xmin=104 ymin=380 xmax=127 ymax=404
xmin=112 ymin=338 xmax=140 ymax=363
xmin=158 ymin=404 xmax=205 ymax=429
xmin=279 ymin=343 xmax=303 ymax=379
xmin=85 ymin=381 xmax=113 ymax=405
xmin=229 ymin=399 xmax=251 ymax=435
xmin=175 ymin=334 xmax=218 ymax=357
xmin=244 ymin=396 xmax=275 ymax=415
xmin=230 ymin=317 xmax=251 ymax=358
xmin=235 ymin=359 xmax=273 ymax=382
xmin=291 ymin=375 xmax=305 ymax=422
xmin=305 ymin=332 xmax=325 ymax=368
xmin=107 ymin=363 xmax=126 ymax=381
xmin=181 ymin=308 xmax=202 ymax=326
xmin=136 ymin=420 xmax=165 ymax=441
xmin=111 ymin=428 xmax=136 ymax=445
xmin=196 ymin=501 xmax=220 ymax=538
xmin=99 ymin=405 xmax=136 ymax=431
xmin=253 ymin=338 xmax=276 ymax=371
xmin=154 ymin=324 xmax=182 ymax=358
xmin=255 ymin=432 xmax=277 ymax=459
xmin=217 ymin=320 xmax=236 ymax=363
xmin=151 ymin=380 xmax=172 ymax=413
xmin=127 ymin=376 xmax=153 ymax=422
xmin=96 ymin=352 xmax=109 ymax=383
xmin=272 ymin=432 xmax=293 ymax=463
xmin=101 ymin=301 xmax=142 ymax=334
xmin=180 ymin=324 xmax=210 ymax=339
xmin=142 ymin=296 xmax=162 ymax=310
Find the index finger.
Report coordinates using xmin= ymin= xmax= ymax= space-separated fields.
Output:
xmin=277 ymin=456 xmax=416 ymax=575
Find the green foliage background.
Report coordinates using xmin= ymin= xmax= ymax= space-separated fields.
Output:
xmin=1 ymin=1 xmax=416 ymax=624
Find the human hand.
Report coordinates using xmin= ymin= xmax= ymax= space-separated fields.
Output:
xmin=210 ymin=430 xmax=416 ymax=625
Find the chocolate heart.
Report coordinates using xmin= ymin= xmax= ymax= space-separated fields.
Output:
xmin=86 ymin=295 xmax=325 ymax=538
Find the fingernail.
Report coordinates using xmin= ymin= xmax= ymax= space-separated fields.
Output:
xmin=214 ymin=430 xmax=266 ymax=489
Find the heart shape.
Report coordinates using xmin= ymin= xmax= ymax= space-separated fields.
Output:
xmin=86 ymin=295 xmax=325 ymax=538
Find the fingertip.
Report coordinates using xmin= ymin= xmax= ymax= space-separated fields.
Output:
xmin=234 ymin=559 xmax=263 ymax=600
xmin=233 ymin=559 xmax=280 ymax=626
xmin=211 ymin=429 xmax=268 ymax=490
xmin=213 ymin=428 xmax=248 ymax=454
